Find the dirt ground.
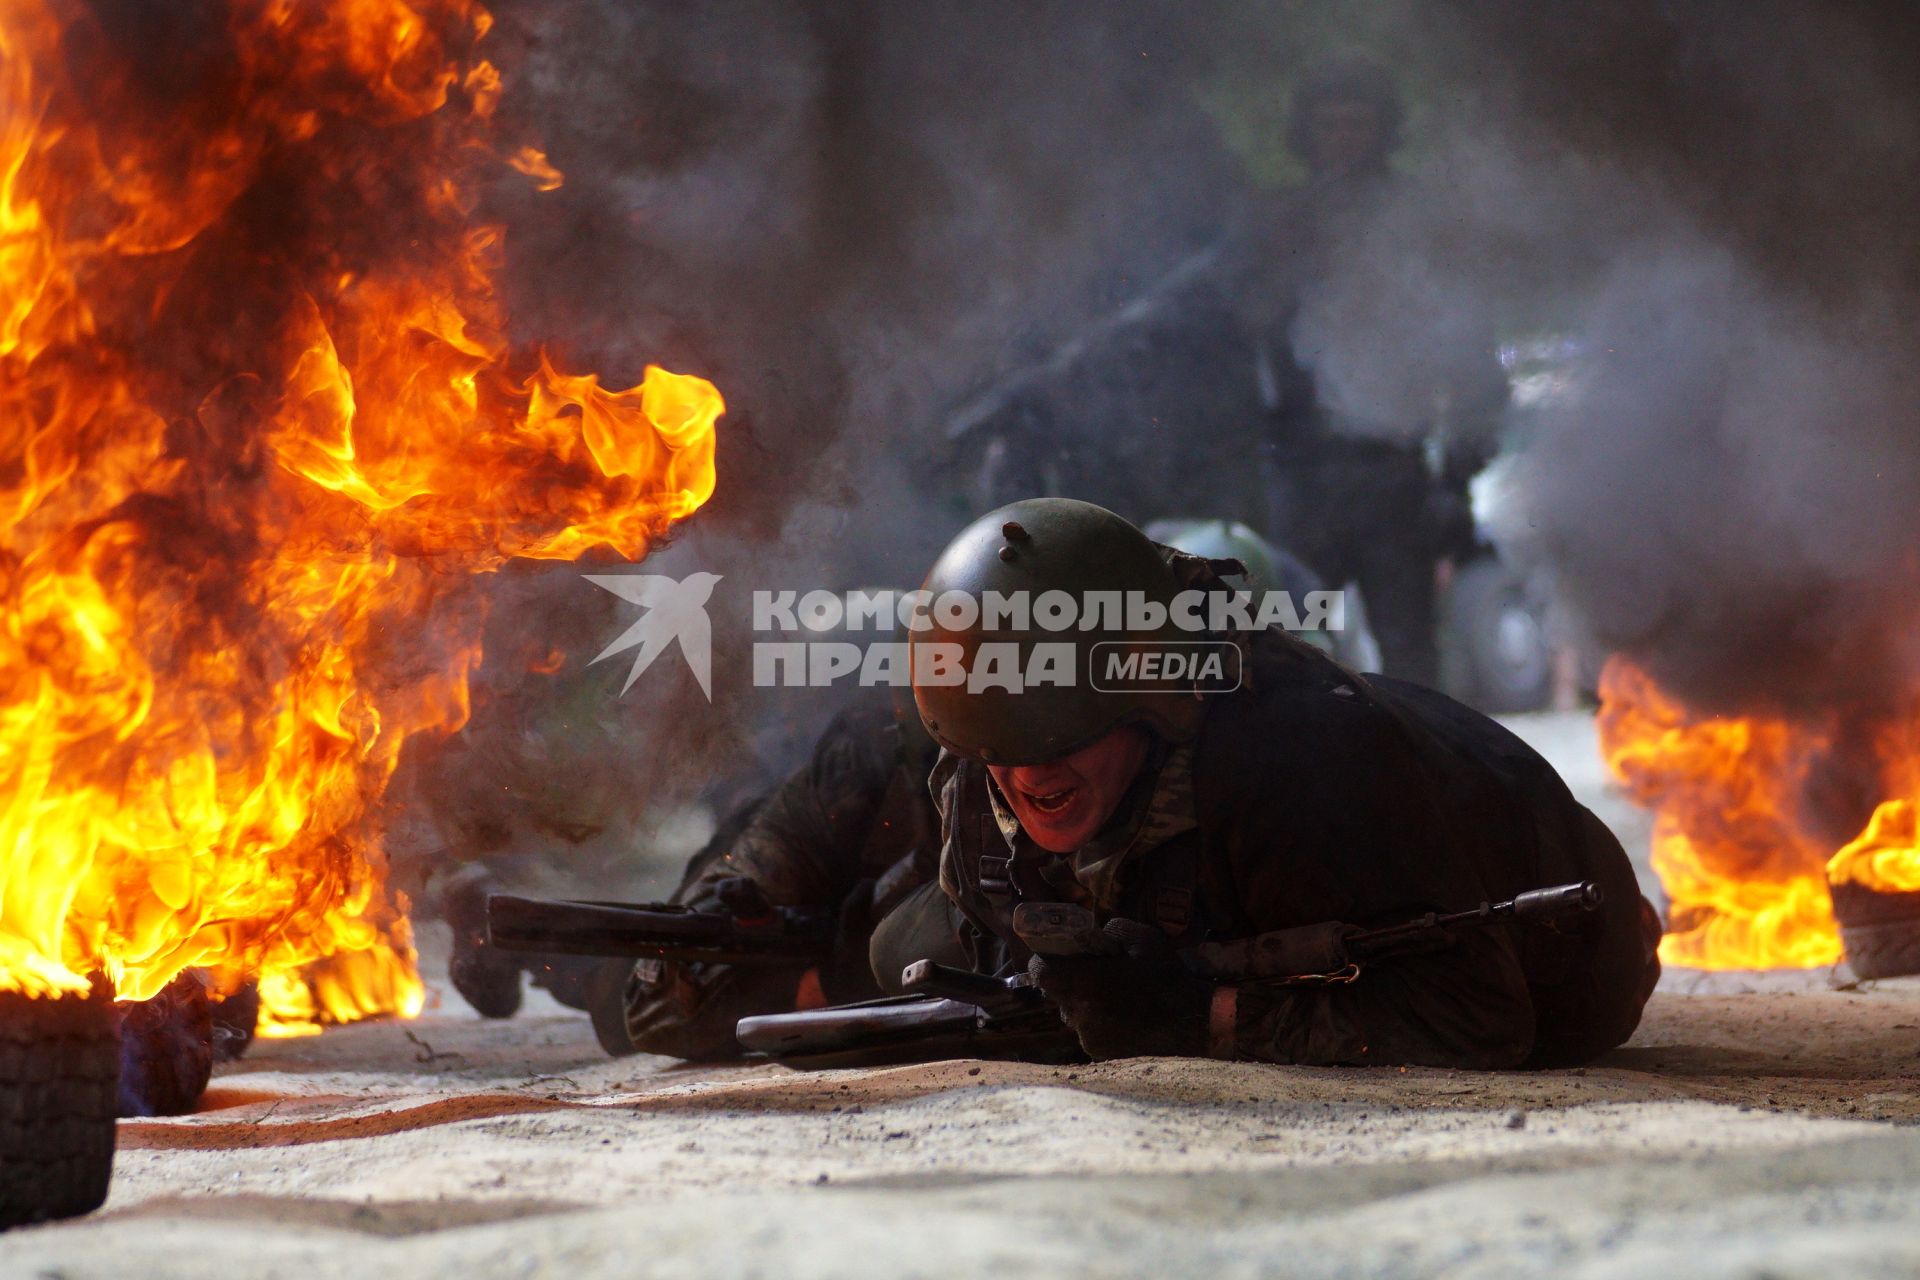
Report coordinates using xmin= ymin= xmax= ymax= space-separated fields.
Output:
xmin=10 ymin=714 xmax=1920 ymax=1278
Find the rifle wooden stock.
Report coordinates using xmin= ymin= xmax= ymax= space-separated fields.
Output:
xmin=735 ymin=989 xmax=1077 ymax=1070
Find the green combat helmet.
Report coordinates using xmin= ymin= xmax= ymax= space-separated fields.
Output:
xmin=911 ymin=498 xmax=1213 ymax=766
xmin=1144 ymin=519 xmax=1293 ymax=596
xmin=887 ymin=676 xmax=941 ymax=781
xmin=1144 ymin=518 xmax=1336 ymax=654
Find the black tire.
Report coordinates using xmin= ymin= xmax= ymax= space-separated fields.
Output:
xmin=210 ymin=981 xmax=260 ymax=1063
xmin=1439 ymin=556 xmax=1554 ymax=715
xmin=1830 ymin=882 xmax=1920 ymax=980
xmin=0 ymin=984 xmax=118 ymax=1230
xmin=116 ymin=972 xmax=213 ymax=1117
xmin=585 ymin=960 xmax=642 ymax=1058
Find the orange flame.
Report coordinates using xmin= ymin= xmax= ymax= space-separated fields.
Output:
xmin=1829 ymin=800 xmax=1920 ymax=894
xmin=1597 ymin=658 xmax=1920 ymax=970
xmin=0 ymin=0 xmax=720 ymax=1027
xmin=508 ymin=147 xmax=564 ymax=193
xmin=256 ymin=927 xmax=429 ymax=1039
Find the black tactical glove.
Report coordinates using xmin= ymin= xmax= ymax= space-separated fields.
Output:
xmin=712 ymin=875 xmax=773 ymax=918
xmin=1026 ymin=917 xmax=1212 ymax=1060
xmin=711 ymin=875 xmax=881 ymax=1004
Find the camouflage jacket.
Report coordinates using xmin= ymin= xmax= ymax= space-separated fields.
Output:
xmin=623 ymin=699 xmax=939 ymax=1060
xmin=931 ymin=628 xmax=1653 ymax=1068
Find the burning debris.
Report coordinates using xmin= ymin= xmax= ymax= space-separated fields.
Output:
xmin=113 ymin=971 xmax=212 ymax=1118
xmin=1601 ymin=659 xmax=1920 ymax=976
xmin=0 ymin=0 xmax=720 ymax=1038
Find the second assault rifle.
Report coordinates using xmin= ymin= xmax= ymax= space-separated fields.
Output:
xmin=734 ymin=965 xmax=1079 ymax=1070
xmin=735 ymin=880 xmax=1604 ymax=1068
xmin=486 ymin=894 xmax=832 ymax=967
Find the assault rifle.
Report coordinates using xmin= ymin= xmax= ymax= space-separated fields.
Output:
xmin=486 ymin=894 xmax=832 ymax=967
xmin=735 ymin=962 xmax=1080 ymax=1069
xmin=735 ymin=880 xmax=1603 ymax=1068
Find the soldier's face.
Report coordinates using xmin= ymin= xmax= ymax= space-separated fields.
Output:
xmin=1307 ymin=99 xmax=1385 ymax=177
xmin=988 ymin=724 xmax=1151 ymax=853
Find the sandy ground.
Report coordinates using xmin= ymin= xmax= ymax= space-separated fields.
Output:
xmin=10 ymin=712 xmax=1918 ymax=1278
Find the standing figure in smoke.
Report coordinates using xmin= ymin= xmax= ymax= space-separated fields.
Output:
xmin=1233 ymin=57 xmax=1509 ymax=687
xmin=444 ymin=689 xmax=941 ymax=1059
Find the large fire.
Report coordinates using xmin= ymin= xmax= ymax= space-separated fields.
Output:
xmin=1599 ymin=658 xmax=1920 ymax=970
xmin=0 ymin=0 xmax=720 ymax=1033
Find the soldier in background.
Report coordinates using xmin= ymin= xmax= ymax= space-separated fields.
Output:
xmin=445 ymin=689 xmax=940 ymax=1060
xmin=1233 ymin=57 xmax=1509 ymax=688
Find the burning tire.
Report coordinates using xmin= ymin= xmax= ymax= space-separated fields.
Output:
xmin=1829 ymin=881 xmax=1920 ymax=980
xmin=115 ymin=972 xmax=213 ymax=1118
xmin=210 ymin=981 xmax=261 ymax=1063
xmin=0 ymin=984 xmax=118 ymax=1230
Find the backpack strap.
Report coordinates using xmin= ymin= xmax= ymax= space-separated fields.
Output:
xmin=1127 ymin=832 xmax=1208 ymax=943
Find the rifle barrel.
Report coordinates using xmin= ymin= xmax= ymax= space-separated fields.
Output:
xmin=486 ymin=894 xmax=826 ymax=963
xmin=1343 ymin=880 xmax=1602 ymax=958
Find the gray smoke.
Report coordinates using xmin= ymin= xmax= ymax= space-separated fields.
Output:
xmin=1197 ymin=0 xmax=1920 ymax=722
xmin=1440 ymin=1 xmax=1920 ymax=720
xmin=400 ymin=0 xmax=1243 ymax=891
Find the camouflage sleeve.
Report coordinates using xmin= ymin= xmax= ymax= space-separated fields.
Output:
xmin=680 ymin=701 xmax=900 ymax=912
xmin=1214 ymin=782 xmax=1540 ymax=1068
xmin=622 ymin=702 xmax=901 ymax=1059
xmin=1226 ymin=930 xmax=1536 ymax=1068
xmin=867 ymin=880 xmax=976 ymax=996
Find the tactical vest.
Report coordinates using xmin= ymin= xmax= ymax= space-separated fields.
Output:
xmin=942 ymin=759 xmax=1220 ymax=976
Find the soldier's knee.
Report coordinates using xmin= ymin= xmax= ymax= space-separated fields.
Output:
xmin=868 ymin=882 xmax=967 ymax=995
xmin=621 ymin=960 xmax=743 ymax=1061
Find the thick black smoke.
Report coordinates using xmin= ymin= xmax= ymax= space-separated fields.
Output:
xmin=1443 ymin=0 xmax=1920 ymax=719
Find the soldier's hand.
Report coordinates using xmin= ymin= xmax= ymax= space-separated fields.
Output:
xmin=622 ymin=957 xmax=739 ymax=1062
xmin=440 ymin=865 xmax=523 ymax=1020
xmin=713 ymin=876 xmax=774 ymax=919
xmin=1026 ymin=917 xmax=1211 ymax=1059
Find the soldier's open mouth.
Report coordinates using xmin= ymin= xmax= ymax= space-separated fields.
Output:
xmin=1024 ymin=787 xmax=1079 ymax=815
